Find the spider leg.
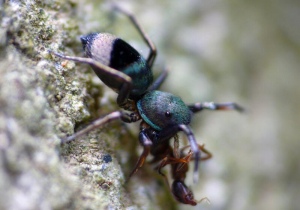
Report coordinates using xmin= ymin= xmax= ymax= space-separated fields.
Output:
xmin=189 ymin=102 xmax=244 ymax=113
xmin=112 ymin=5 xmax=157 ymax=67
xmin=128 ymin=130 xmax=152 ymax=179
xmin=62 ymin=111 xmax=140 ymax=143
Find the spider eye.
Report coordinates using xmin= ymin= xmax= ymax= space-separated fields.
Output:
xmin=165 ymin=111 xmax=171 ymax=117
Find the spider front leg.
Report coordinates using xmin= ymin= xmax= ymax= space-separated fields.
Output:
xmin=128 ymin=129 xmax=153 ymax=178
xmin=61 ymin=111 xmax=141 ymax=143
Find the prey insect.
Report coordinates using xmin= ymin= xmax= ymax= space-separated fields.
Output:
xmin=157 ymin=143 xmax=212 ymax=205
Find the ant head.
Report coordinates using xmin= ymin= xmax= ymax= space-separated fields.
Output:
xmin=172 ymin=180 xmax=197 ymax=206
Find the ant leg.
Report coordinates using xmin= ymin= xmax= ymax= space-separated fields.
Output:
xmin=188 ymin=102 xmax=244 ymax=113
xmin=128 ymin=130 xmax=152 ymax=178
xmin=168 ymin=144 xmax=212 ymax=174
xmin=180 ymin=144 xmax=213 ymax=161
xmin=156 ymin=124 xmax=200 ymax=183
xmin=172 ymin=180 xmax=197 ymax=206
xmin=198 ymin=144 xmax=212 ymax=161
xmin=112 ymin=6 xmax=157 ymax=68
xmin=157 ymin=156 xmax=170 ymax=176
xmin=155 ymin=156 xmax=174 ymax=193
xmin=157 ymin=156 xmax=189 ymax=176
xmin=49 ymin=51 xmax=132 ymax=106
xmin=198 ymin=197 xmax=211 ymax=205
xmin=62 ymin=111 xmax=140 ymax=143
xmin=148 ymin=66 xmax=169 ymax=91
xmin=174 ymin=151 xmax=193 ymax=173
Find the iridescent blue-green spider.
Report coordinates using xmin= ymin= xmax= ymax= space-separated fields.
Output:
xmin=50 ymin=6 xmax=243 ymax=190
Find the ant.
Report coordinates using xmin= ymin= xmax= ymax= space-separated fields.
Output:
xmin=157 ymin=141 xmax=212 ymax=206
xmin=49 ymin=5 xmax=243 ymax=201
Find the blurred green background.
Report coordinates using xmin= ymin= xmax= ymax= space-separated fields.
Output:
xmin=86 ymin=0 xmax=299 ymax=209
